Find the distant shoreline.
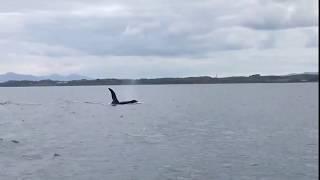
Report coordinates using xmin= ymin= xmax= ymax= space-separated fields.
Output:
xmin=0 ymin=73 xmax=318 ymax=87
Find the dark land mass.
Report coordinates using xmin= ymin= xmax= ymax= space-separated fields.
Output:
xmin=0 ymin=73 xmax=318 ymax=87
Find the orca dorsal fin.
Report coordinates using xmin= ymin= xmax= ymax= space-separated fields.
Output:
xmin=108 ymin=88 xmax=119 ymax=104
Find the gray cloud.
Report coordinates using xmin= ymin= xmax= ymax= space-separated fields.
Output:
xmin=0 ymin=0 xmax=318 ymax=77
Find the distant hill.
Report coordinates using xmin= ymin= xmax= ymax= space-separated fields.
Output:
xmin=286 ymin=72 xmax=319 ymax=76
xmin=0 ymin=72 xmax=90 ymax=82
xmin=0 ymin=73 xmax=318 ymax=87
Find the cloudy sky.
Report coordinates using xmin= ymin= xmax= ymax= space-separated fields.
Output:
xmin=0 ymin=0 xmax=318 ymax=78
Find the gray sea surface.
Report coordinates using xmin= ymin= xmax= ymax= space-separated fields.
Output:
xmin=0 ymin=83 xmax=318 ymax=180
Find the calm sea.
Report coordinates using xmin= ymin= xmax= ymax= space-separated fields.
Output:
xmin=0 ymin=83 xmax=318 ymax=180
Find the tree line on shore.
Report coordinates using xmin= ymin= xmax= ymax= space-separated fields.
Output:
xmin=0 ymin=73 xmax=318 ymax=87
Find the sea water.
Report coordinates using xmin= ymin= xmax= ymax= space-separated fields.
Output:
xmin=0 ymin=83 xmax=318 ymax=180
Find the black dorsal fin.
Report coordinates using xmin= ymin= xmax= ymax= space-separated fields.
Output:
xmin=108 ymin=88 xmax=119 ymax=104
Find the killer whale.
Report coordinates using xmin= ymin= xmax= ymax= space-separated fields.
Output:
xmin=108 ymin=88 xmax=138 ymax=105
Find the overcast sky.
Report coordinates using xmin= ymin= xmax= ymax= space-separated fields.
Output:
xmin=0 ymin=0 xmax=318 ymax=78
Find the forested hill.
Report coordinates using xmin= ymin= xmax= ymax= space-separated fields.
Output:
xmin=0 ymin=73 xmax=318 ymax=87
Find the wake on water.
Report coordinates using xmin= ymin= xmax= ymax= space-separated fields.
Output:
xmin=0 ymin=101 xmax=42 ymax=106
xmin=0 ymin=99 xmax=142 ymax=107
xmin=66 ymin=100 xmax=142 ymax=106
